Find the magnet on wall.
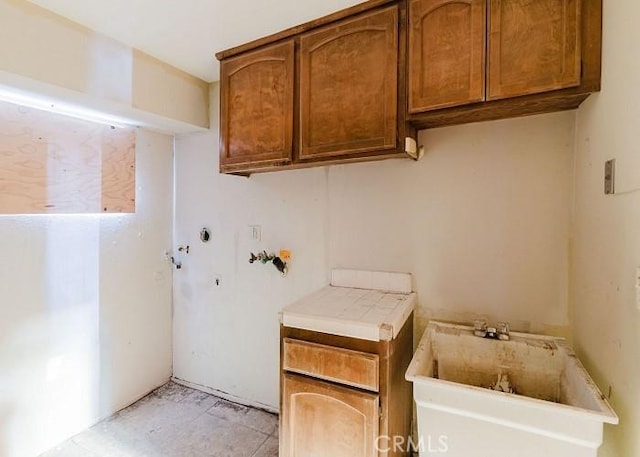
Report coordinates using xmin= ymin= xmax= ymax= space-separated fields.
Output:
xmin=200 ymin=227 xmax=211 ymax=243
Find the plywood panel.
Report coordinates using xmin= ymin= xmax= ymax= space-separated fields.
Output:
xmin=0 ymin=100 xmax=135 ymax=214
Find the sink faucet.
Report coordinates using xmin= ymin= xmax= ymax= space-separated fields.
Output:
xmin=474 ymin=320 xmax=510 ymax=341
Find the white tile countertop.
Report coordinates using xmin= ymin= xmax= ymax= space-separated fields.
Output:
xmin=280 ymin=269 xmax=416 ymax=341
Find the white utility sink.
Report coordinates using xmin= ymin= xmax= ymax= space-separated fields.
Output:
xmin=406 ymin=321 xmax=618 ymax=457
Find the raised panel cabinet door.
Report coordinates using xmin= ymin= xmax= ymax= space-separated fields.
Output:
xmin=299 ymin=6 xmax=398 ymax=160
xmin=281 ymin=373 xmax=379 ymax=457
xmin=409 ymin=0 xmax=486 ymax=112
xmin=219 ymin=41 xmax=294 ymax=171
xmin=488 ymin=0 xmax=581 ymax=100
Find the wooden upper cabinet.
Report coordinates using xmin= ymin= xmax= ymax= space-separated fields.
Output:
xmin=299 ymin=6 xmax=399 ymax=160
xmin=409 ymin=0 xmax=486 ymax=112
xmin=488 ymin=0 xmax=582 ymax=100
xmin=219 ymin=41 xmax=294 ymax=171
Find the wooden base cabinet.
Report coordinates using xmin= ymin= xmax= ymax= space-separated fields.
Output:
xmin=282 ymin=374 xmax=380 ymax=457
xmin=280 ymin=315 xmax=414 ymax=457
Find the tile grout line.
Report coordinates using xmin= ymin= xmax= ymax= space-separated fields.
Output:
xmin=69 ymin=437 xmax=103 ymax=457
xmin=248 ymin=433 xmax=272 ymax=457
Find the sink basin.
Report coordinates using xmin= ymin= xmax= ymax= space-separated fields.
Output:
xmin=406 ymin=321 xmax=618 ymax=457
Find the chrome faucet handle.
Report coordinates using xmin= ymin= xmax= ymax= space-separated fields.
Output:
xmin=497 ymin=322 xmax=510 ymax=340
xmin=473 ymin=319 xmax=488 ymax=337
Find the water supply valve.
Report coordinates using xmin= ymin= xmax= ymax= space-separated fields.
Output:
xmin=249 ymin=250 xmax=289 ymax=276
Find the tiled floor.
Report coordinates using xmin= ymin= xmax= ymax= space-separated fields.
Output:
xmin=39 ymin=382 xmax=279 ymax=457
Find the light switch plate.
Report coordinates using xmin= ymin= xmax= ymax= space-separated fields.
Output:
xmin=636 ymin=267 xmax=640 ymax=310
xmin=249 ymin=225 xmax=261 ymax=241
xmin=605 ymin=159 xmax=615 ymax=195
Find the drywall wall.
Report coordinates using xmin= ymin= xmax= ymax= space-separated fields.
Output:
xmin=328 ymin=113 xmax=574 ymax=335
xmin=0 ymin=0 xmax=209 ymax=133
xmin=173 ymin=122 xmax=329 ymax=409
xmin=173 ymin=84 xmax=575 ymax=410
xmin=0 ymin=129 xmax=174 ymax=457
xmin=572 ymin=0 xmax=640 ymax=455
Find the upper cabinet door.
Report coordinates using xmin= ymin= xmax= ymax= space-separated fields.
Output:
xmin=488 ymin=0 xmax=581 ymax=100
xmin=299 ymin=6 xmax=398 ymax=160
xmin=409 ymin=0 xmax=486 ymax=113
xmin=219 ymin=41 xmax=294 ymax=171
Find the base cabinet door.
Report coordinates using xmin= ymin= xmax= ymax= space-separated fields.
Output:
xmin=219 ymin=40 xmax=295 ymax=172
xmin=281 ymin=373 xmax=379 ymax=457
xmin=488 ymin=0 xmax=582 ymax=100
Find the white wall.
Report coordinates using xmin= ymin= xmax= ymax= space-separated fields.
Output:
xmin=0 ymin=129 xmax=174 ymax=457
xmin=0 ymin=0 xmax=209 ymax=133
xmin=173 ymin=84 xmax=575 ymax=410
xmin=572 ymin=0 xmax=640 ymax=455
xmin=173 ymin=124 xmax=329 ymax=409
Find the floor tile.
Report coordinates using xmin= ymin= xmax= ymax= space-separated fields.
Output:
xmin=206 ymin=398 xmax=278 ymax=435
xmin=71 ymin=418 xmax=165 ymax=457
xmin=37 ymin=382 xmax=279 ymax=457
xmin=159 ymin=413 xmax=269 ymax=457
xmin=252 ymin=435 xmax=279 ymax=457
xmin=182 ymin=387 xmax=218 ymax=410
xmin=39 ymin=441 xmax=100 ymax=457
xmin=151 ymin=382 xmax=195 ymax=403
xmin=114 ymin=395 xmax=209 ymax=435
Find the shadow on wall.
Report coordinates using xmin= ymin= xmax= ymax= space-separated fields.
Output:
xmin=0 ymin=406 xmax=11 ymax=457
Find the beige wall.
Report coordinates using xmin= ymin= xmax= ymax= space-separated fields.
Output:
xmin=0 ymin=130 xmax=174 ymax=457
xmin=572 ymin=0 xmax=640 ymax=455
xmin=330 ymin=115 xmax=575 ymax=336
xmin=173 ymin=84 xmax=575 ymax=410
xmin=0 ymin=0 xmax=208 ymax=133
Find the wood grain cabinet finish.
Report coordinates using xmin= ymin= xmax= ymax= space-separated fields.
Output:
xmin=488 ymin=0 xmax=582 ymax=100
xmin=282 ymin=374 xmax=379 ymax=457
xmin=280 ymin=316 xmax=414 ymax=457
xmin=283 ymin=338 xmax=380 ymax=391
xmin=219 ymin=41 xmax=294 ymax=172
xmin=408 ymin=0 xmax=600 ymax=129
xmin=217 ymin=0 xmax=601 ymax=169
xmin=408 ymin=0 xmax=486 ymax=112
xmin=299 ymin=6 xmax=399 ymax=160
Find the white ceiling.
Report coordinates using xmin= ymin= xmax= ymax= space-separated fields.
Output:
xmin=26 ymin=0 xmax=363 ymax=82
